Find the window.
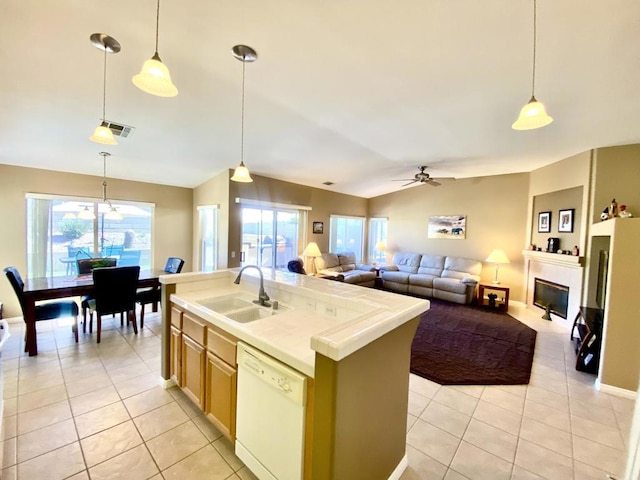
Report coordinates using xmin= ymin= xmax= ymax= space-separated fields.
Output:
xmin=368 ymin=217 xmax=388 ymax=264
xmin=240 ymin=207 xmax=300 ymax=269
xmin=198 ymin=205 xmax=219 ymax=272
xmin=26 ymin=194 xmax=154 ymax=277
xmin=329 ymin=215 xmax=365 ymax=260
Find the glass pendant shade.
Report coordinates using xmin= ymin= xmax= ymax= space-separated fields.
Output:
xmin=90 ymin=122 xmax=118 ymax=145
xmin=132 ymin=53 xmax=178 ymax=98
xmin=512 ymin=96 xmax=553 ymax=130
xmin=230 ymin=161 xmax=253 ymax=183
xmin=105 ymin=206 xmax=123 ymax=220
xmin=78 ymin=206 xmax=96 ymax=220
xmin=62 ymin=212 xmax=77 ymax=220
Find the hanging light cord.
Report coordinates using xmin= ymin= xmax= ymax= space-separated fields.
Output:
xmin=101 ymin=47 xmax=107 ymax=121
xmin=154 ymin=0 xmax=160 ymax=54
xmin=102 ymin=154 xmax=108 ymax=203
xmin=240 ymin=56 xmax=246 ymax=166
xmin=531 ymin=0 xmax=537 ymax=98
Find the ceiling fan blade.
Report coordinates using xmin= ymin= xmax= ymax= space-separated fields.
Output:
xmin=402 ymin=180 xmax=417 ymax=187
xmin=426 ymin=179 xmax=441 ymax=187
xmin=392 ymin=178 xmax=415 ymax=182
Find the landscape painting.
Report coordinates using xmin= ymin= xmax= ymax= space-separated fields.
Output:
xmin=428 ymin=215 xmax=467 ymax=239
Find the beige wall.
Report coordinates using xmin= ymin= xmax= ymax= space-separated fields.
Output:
xmin=531 ymin=186 xmax=583 ymax=251
xmin=0 ymin=164 xmax=193 ymax=318
xmin=193 ymin=170 xmax=231 ymax=269
xmin=592 ymin=144 xmax=640 ymax=224
xmin=368 ymin=173 xmax=529 ymax=301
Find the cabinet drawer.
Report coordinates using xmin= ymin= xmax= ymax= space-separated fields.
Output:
xmin=170 ymin=306 xmax=183 ymax=329
xmin=208 ymin=328 xmax=237 ymax=366
xmin=183 ymin=313 xmax=206 ymax=345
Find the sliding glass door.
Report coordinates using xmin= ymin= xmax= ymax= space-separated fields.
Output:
xmin=240 ymin=207 xmax=299 ymax=269
xmin=198 ymin=205 xmax=219 ymax=272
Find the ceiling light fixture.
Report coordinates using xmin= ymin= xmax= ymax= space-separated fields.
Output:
xmin=230 ymin=45 xmax=257 ymax=183
xmin=100 ymin=152 xmax=123 ymax=221
xmin=512 ymin=0 xmax=553 ymax=131
xmin=132 ymin=0 xmax=178 ymax=97
xmin=89 ymin=33 xmax=121 ymax=145
xmin=77 ymin=206 xmax=96 ymax=221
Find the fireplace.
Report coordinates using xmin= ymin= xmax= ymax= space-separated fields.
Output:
xmin=534 ymin=278 xmax=569 ymax=319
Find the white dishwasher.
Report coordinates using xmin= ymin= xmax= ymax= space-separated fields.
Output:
xmin=235 ymin=342 xmax=307 ymax=480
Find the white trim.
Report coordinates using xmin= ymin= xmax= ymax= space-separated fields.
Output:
xmin=329 ymin=213 xmax=366 ymax=220
xmin=596 ymin=379 xmax=637 ymax=399
xmin=26 ymin=192 xmax=155 ymax=208
xmin=387 ymin=454 xmax=408 ymax=480
xmin=197 ymin=204 xmax=220 ymax=210
xmin=235 ymin=197 xmax=311 ymax=211
xmin=159 ymin=377 xmax=176 ymax=390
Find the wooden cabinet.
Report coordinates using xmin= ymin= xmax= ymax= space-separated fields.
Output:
xmin=206 ymin=352 xmax=237 ymax=441
xmin=170 ymin=303 xmax=239 ymax=443
xmin=181 ymin=334 xmax=206 ymax=409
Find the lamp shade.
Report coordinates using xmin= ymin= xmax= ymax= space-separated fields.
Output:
xmin=230 ymin=162 xmax=253 ymax=183
xmin=302 ymin=242 xmax=322 ymax=258
xmin=132 ymin=54 xmax=178 ymax=98
xmin=486 ymin=249 xmax=510 ymax=264
xmin=512 ymin=96 xmax=553 ymax=131
xmin=375 ymin=241 xmax=387 ymax=251
xmin=104 ymin=206 xmax=123 ymax=220
xmin=77 ymin=206 xmax=96 ymax=220
xmin=89 ymin=123 xmax=117 ymax=145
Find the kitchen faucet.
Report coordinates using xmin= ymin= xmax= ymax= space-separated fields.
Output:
xmin=234 ymin=265 xmax=271 ymax=307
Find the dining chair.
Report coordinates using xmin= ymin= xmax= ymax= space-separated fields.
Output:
xmin=88 ymin=266 xmax=140 ymax=343
xmin=136 ymin=257 xmax=184 ymax=326
xmin=77 ymin=258 xmax=117 ymax=332
xmin=3 ymin=266 xmax=80 ymax=347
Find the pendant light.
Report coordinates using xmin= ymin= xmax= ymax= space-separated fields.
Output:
xmin=100 ymin=152 xmax=123 ymax=221
xmin=78 ymin=206 xmax=96 ymax=220
xmin=132 ymin=0 xmax=178 ymax=97
xmin=89 ymin=34 xmax=121 ymax=145
xmin=512 ymin=0 xmax=553 ymax=131
xmin=230 ymin=45 xmax=256 ymax=183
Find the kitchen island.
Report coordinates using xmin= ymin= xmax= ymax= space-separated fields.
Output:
xmin=159 ymin=268 xmax=429 ymax=480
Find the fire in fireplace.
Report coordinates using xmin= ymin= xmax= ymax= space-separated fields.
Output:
xmin=534 ymin=278 xmax=569 ymax=319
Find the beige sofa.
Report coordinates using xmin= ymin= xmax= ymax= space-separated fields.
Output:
xmin=314 ymin=252 xmax=377 ymax=287
xmin=381 ymin=253 xmax=481 ymax=304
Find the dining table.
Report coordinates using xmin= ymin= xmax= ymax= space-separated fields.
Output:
xmin=22 ymin=269 xmax=165 ymax=356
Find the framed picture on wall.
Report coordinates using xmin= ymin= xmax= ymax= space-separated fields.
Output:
xmin=558 ymin=208 xmax=574 ymax=233
xmin=312 ymin=221 xmax=324 ymax=234
xmin=538 ymin=211 xmax=551 ymax=233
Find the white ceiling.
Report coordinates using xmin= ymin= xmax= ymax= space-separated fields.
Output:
xmin=2 ymin=1 xmax=639 ymax=198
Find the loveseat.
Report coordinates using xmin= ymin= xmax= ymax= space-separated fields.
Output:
xmin=381 ymin=253 xmax=481 ymax=304
xmin=314 ymin=252 xmax=377 ymax=287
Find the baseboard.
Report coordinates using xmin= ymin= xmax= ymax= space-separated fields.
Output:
xmin=159 ymin=377 xmax=176 ymax=389
xmin=388 ymin=454 xmax=408 ymax=480
xmin=596 ymin=379 xmax=637 ymax=399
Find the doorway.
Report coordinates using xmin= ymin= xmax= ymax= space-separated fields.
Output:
xmin=240 ymin=207 xmax=299 ymax=269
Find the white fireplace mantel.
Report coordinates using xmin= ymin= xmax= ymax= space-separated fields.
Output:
xmin=522 ymin=250 xmax=584 ymax=268
xmin=522 ymin=250 xmax=584 ymax=324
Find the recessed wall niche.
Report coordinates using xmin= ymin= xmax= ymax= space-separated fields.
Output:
xmin=531 ymin=186 xmax=583 ymax=251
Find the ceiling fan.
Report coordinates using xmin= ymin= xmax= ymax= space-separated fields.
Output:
xmin=392 ymin=166 xmax=449 ymax=187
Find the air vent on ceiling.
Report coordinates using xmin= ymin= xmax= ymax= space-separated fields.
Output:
xmin=104 ymin=120 xmax=135 ymax=138
xmin=322 ymin=181 xmax=334 ymax=186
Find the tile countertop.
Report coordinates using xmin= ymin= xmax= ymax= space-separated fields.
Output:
xmin=160 ymin=268 xmax=430 ymax=377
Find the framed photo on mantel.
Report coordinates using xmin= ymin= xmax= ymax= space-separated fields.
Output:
xmin=538 ymin=211 xmax=551 ymax=233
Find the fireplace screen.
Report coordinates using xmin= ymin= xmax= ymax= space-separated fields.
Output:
xmin=534 ymin=278 xmax=569 ymax=319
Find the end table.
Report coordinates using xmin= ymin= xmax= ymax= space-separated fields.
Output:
xmin=477 ymin=284 xmax=510 ymax=312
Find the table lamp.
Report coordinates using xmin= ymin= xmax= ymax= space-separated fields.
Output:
xmin=486 ymin=248 xmax=510 ymax=284
xmin=302 ymin=242 xmax=322 ymax=274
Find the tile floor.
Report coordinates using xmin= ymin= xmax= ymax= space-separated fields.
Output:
xmin=0 ymin=303 xmax=634 ymax=479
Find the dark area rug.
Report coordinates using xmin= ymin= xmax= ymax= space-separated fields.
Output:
xmin=411 ymin=298 xmax=537 ymax=385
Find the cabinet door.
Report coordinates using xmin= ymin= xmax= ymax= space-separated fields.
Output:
xmin=181 ymin=335 xmax=206 ymax=409
xmin=206 ymin=352 xmax=237 ymax=442
xmin=170 ymin=326 xmax=182 ymax=386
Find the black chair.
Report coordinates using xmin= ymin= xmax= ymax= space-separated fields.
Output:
xmin=136 ymin=257 xmax=184 ymax=326
xmin=77 ymin=258 xmax=117 ymax=332
xmin=89 ymin=266 xmax=140 ymax=343
xmin=3 ymin=266 xmax=79 ymax=348
xmin=287 ymin=258 xmax=344 ymax=282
